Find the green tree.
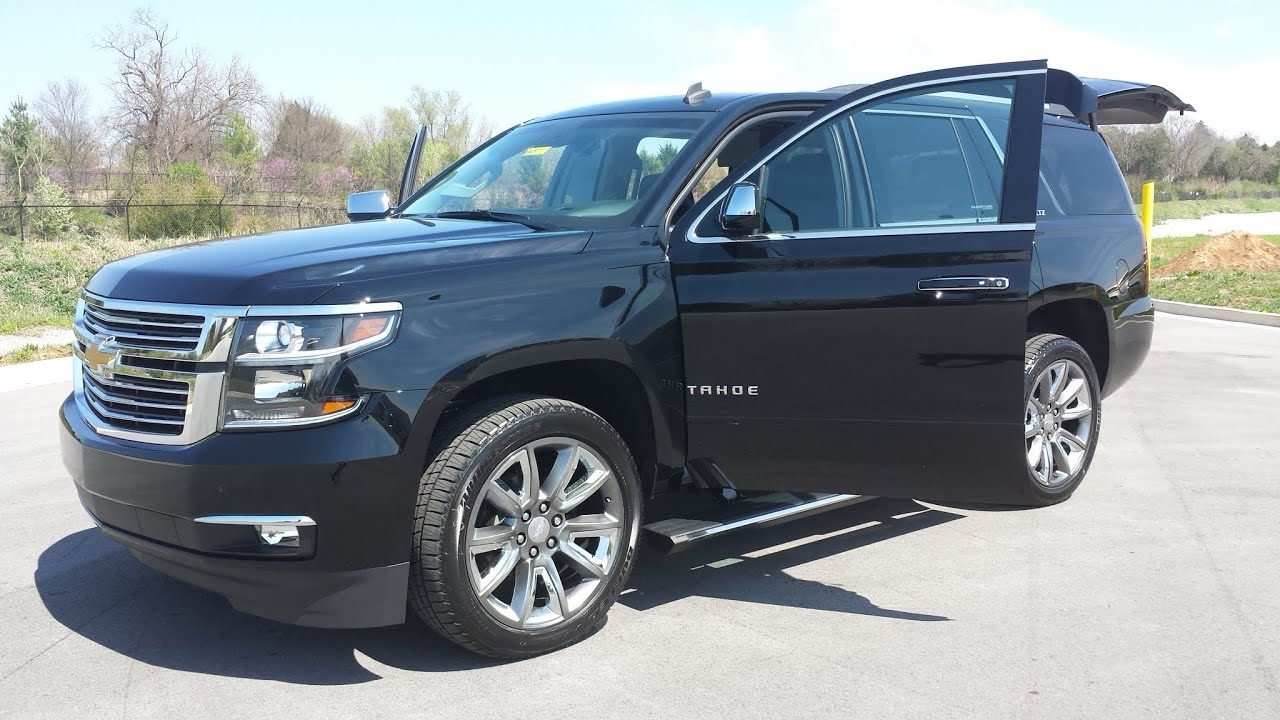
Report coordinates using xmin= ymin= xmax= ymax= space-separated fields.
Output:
xmin=0 ymin=98 xmax=46 ymax=199
xmin=220 ymin=113 xmax=260 ymax=165
xmin=31 ymin=176 xmax=74 ymax=237
xmin=131 ymin=162 xmax=230 ymax=238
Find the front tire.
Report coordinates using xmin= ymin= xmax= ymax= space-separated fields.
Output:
xmin=408 ymin=395 xmax=641 ymax=658
xmin=1022 ymin=334 xmax=1102 ymax=506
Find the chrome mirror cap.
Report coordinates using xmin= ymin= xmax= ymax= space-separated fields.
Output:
xmin=720 ymin=181 xmax=761 ymax=236
xmin=346 ymin=190 xmax=392 ymax=222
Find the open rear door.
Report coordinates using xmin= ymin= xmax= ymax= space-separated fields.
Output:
xmin=1081 ymin=79 xmax=1195 ymax=125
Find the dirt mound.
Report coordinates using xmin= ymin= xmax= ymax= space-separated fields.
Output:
xmin=1158 ymin=231 xmax=1280 ymax=275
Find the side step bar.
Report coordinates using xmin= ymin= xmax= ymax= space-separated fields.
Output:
xmin=642 ymin=492 xmax=871 ymax=554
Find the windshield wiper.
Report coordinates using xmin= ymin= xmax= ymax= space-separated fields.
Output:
xmin=425 ymin=210 xmax=562 ymax=231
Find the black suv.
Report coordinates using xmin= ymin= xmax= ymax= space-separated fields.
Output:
xmin=61 ymin=61 xmax=1191 ymax=657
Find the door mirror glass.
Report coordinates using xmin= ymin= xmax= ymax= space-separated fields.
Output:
xmin=347 ymin=190 xmax=392 ymax=222
xmin=720 ymin=182 xmax=761 ymax=235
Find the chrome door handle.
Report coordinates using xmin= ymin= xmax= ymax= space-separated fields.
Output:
xmin=917 ymin=276 xmax=1009 ymax=292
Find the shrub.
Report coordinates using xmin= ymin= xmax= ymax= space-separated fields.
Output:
xmin=31 ymin=176 xmax=75 ymax=238
xmin=130 ymin=163 xmax=231 ymax=239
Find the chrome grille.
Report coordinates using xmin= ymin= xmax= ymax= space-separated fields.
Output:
xmin=72 ymin=292 xmax=247 ymax=445
xmin=80 ymin=370 xmax=190 ymax=435
xmin=81 ymin=302 xmax=205 ymax=352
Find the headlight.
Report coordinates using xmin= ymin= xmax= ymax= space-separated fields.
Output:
xmin=221 ymin=306 xmax=400 ymax=429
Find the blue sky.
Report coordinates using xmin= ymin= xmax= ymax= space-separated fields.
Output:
xmin=4 ymin=0 xmax=1277 ymax=140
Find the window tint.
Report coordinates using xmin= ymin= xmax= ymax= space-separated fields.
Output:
xmin=1040 ymin=125 xmax=1134 ymax=215
xmin=759 ymin=125 xmax=851 ymax=232
xmin=852 ymin=80 xmax=1014 ymax=226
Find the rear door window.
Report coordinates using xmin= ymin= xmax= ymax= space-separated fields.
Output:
xmin=850 ymin=82 xmax=1014 ymax=227
xmin=1039 ymin=125 xmax=1134 ymax=215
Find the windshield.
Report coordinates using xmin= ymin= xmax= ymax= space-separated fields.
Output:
xmin=400 ymin=112 xmax=710 ymax=230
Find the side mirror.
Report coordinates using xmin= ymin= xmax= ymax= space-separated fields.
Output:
xmin=719 ymin=182 xmax=761 ymax=236
xmin=346 ymin=190 xmax=392 ymax=222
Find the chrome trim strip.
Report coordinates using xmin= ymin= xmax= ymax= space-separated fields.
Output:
xmin=194 ymin=515 xmax=316 ymax=527
xmin=724 ymin=222 xmax=1037 ymax=243
xmin=685 ymin=68 xmax=1046 ymax=244
xmin=243 ymin=301 xmax=403 ymax=317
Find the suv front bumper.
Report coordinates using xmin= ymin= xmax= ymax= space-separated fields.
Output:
xmin=59 ymin=391 xmax=429 ymax=628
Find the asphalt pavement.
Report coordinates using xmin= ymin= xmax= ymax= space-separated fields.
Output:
xmin=1 ymin=314 xmax=1277 ymax=719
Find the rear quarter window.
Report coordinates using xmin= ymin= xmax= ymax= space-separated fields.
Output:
xmin=1040 ymin=125 xmax=1134 ymax=215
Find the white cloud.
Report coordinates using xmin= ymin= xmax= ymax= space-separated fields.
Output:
xmin=583 ymin=0 xmax=1278 ymax=141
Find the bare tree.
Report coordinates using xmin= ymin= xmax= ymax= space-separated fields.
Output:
xmin=36 ymin=78 xmax=100 ymax=192
xmin=1164 ymin=116 xmax=1216 ymax=182
xmin=98 ymin=8 xmax=262 ymax=171
xmin=269 ymin=98 xmax=349 ymax=164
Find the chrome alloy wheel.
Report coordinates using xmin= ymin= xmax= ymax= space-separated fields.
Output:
xmin=1025 ymin=359 xmax=1094 ymax=488
xmin=464 ymin=437 xmax=624 ymax=630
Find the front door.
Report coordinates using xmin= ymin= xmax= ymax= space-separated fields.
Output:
xmin=668 ymin=61 xmax=1049 ymax=504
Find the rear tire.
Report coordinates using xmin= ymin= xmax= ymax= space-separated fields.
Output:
xmin=408 ymin=395 xmax=641 ymax=658
xmin=1022 ymin=334 xmax=1102 ymax=506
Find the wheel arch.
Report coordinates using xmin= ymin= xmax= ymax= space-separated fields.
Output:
xmin=1027 ymin=294 xmax=1111 ymax=388
xmin=425 ymin=341 xmax=683 ymax=495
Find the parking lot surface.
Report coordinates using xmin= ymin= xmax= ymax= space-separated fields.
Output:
xmin=1 ymin=314 xmax=1277 ymax=719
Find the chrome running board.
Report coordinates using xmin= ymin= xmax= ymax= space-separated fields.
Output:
xmin=643 ymin=492 xmax=870 ymax=554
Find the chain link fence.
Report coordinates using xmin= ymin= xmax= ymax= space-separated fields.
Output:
xmin=0 ymin=198 xmax=346 ymax=242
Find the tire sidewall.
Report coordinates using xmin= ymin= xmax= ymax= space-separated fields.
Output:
xmin=1023 ymin=336 xmax=1102 ymax=503
xmin=437 ymin=405 xmax=641 ymax=656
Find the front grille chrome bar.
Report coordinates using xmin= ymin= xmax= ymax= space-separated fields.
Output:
xmin=72 ymin=292 xmax=248 ymax=445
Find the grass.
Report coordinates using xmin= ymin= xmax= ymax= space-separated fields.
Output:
xmin=1153 ymin=198 xmax=1280 ymax=223
xmin=1150 ymin=235 xmax=1280 ymax=313
xmin=0 ymin=343 xmax=72 ymax=366
xmin=0 ymin=234 xmax=196 ymax=334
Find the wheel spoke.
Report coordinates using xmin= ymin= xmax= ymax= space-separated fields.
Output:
xmin=1041 ymin=437 xmax=1054 ymax=481
xmin=1025 ymin=414 xmax=1040 ymax=439
xmin=474 ymin=545 xmax=520 ymax=598
xmin=509 ymin=560 xmax=536 ymax=623
xmin=483 ymin=478 xmax=522 ymax=518
xmin=1048 ymin=363 xmax=1068 ymax=402
xmin=1054 ymin=371 xmax=1085 ymax=407
xmin=558 ymin=469 xmax=612 ymax=513
xmin=1058 ymin=429 xmax=1088 ymax=454
xmin=1038 ymin=365 xmax=1055 ymax=405
xmin=537 ymin=556 xmax=568 ymax=618
xmin=470 ymin=524 xmax=516 ymax=554
xmin=1027 ymin=435 xmax=1044 ymax=467
xmin=515 ymin=447 xmax=538 ymax=510
xmin=1050 ymin=436 xmax=1073 ymax=477
xmin=1061 ymin=400 xmax=1091 ymax=421
xmin=564 ymin=513 xmax=620 ymax=536
xmin=540 ymin=444 xmax=580 ymax=503
xmin=559 ymin=540 xmax=606 ymax=579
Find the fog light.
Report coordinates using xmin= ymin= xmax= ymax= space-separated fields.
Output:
xmin=257 ymin=523 xmax=301 ymax=546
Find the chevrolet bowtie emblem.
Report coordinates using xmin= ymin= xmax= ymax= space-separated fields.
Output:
xmin=83 ymin=335 xmax=119 ymax=378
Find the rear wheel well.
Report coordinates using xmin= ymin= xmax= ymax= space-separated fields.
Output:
xmin=1027 ymin=299 xmax=1110 ymax=386
xmin=444 ymin=360 xmax=657 ymax=486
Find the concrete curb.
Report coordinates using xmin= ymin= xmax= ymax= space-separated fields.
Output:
xmin=1154 ymin=299 xmax=1280 ymax=328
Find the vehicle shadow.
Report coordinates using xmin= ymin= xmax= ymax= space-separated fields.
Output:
xmin=34 ymin=497 xmax=961 ymax=685
xmin=622 ymin=496 xmax=961 ymax=620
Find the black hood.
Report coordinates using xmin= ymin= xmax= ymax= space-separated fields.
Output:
xmin=86 ymin=218 xmax=591 ymax=305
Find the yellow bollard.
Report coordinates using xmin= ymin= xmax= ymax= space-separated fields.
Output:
xmin=1140 ymin=181 xmax=1155 ymax=251
xmin=1140 ymin=181 xmax=1155 ymax=289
